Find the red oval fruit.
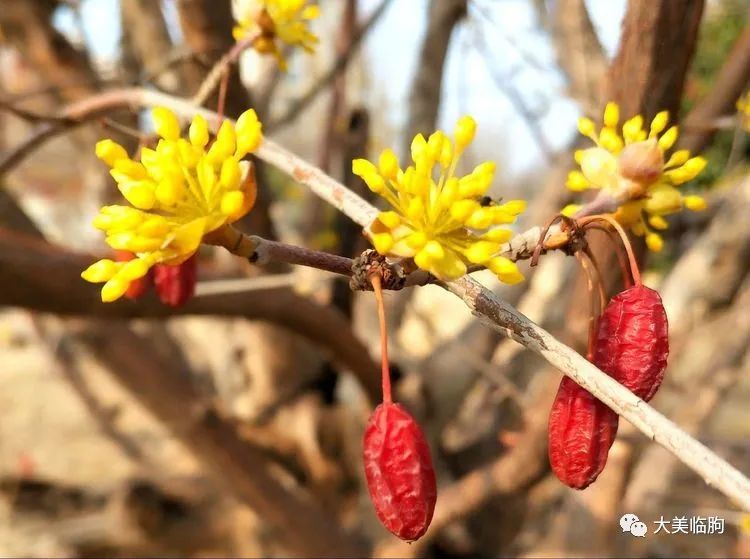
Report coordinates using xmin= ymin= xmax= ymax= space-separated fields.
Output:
xmin=363 ymin=402 xmax=437 ymax=541
xmin=153 ymin=255 xmax=197 ymax=308
xmin=593 ymin=285 xmax=669 ymax=401
xmin=548 ymin=376 xmax=619 ymax=489
xmin=115 ymin=250 xmax=152 ymax=300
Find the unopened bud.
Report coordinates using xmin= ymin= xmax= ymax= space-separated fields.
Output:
xmin=618 ymin=140 xmax=664 ymax=184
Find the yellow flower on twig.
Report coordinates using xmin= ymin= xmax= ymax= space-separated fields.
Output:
xmin=353 ymin=117 xmax=526 ymax=284
xmin=232 ymin=0 xmax=320 ymax=70
xmin=567 ymin=102 xmax=708 ymax=251
xmin=82 ymin=107 xmax=262 ymax=302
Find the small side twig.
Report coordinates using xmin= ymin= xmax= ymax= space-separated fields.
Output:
xmin=190 ymin=35 xmax=257 ymax=110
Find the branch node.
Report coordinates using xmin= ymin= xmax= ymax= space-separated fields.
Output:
xmin=350 ymin=249 xmax=406 ymax=292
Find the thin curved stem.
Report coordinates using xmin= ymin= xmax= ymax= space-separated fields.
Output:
xmin=370 ymin=274 xmax=392 ymax=404
xmin=580 ymin=214 xmax=641 ymax=286
xmin=585 ymin=223 xmax=633 ymax=289
xmin=576 ymin=251 xmax=598 ymax=361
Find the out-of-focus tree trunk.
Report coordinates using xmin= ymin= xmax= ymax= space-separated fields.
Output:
xmin=606 ymin=0 xmax=704 ymax=120
xmin=549 ymin=0 xmax=607 ymax=114
xmin=120 ymin=0 xmax=188 ymax=93
xmin=403 ymin=0 xmax=467 ymax=153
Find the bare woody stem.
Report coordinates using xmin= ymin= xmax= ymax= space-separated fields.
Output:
xmin=206 ymin=225 xmax=355 ymax=277
xmin=5 ymin=87 xmax=750 ymax=509
xmin=370 ymin=274 xmax=392 ymax=404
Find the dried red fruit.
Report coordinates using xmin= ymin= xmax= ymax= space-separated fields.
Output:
xmin=593 ymin=285 xmax=669 ymax=401
xmin=153 ymin=255 xmax=197 ymax=308
xmin=548 ymin=376 xmax=619 ymax=489
xmin=115 ymin=250 xmax=152 ymax=299
xmin=363 ymin=402 xmax=437 ymax=541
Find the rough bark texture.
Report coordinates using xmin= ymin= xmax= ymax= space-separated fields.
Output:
xmin=605 ymin=0 xmax=705 ymax=120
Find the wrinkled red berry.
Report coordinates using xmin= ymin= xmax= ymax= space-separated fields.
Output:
xmin=548 ymin=376 xmax=619 ymax=489
xmin=115 ymin=250 xmax=152 ymax=300
xmin=594 ymin=285 xmax=669 ymax=401
xmin=363 ymin=402 xmax=437 ymax=541
xmin=153 ymin=255 xmax=197 ymax=308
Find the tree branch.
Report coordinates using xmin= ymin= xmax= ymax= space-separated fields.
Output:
xmin=0 ymin=229 xmax=382 ymax=404
xmin=7 ymin=86 xmax=750 ymax=509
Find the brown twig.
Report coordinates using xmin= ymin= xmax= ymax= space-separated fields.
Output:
xmin=190 ymin=35 xmax=257 ymax=110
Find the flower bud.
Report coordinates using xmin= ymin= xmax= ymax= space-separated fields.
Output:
xmin=618 ymin=140 xmax=664 ymax=184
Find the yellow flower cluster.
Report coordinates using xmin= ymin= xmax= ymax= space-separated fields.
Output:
xmin=232 ymin=0 xmax=319 ymax=70
xmin=353 ymin=117 xmax=526 ymax=284
xmin=82 ymin=107 xmax=262 ymax=302
xmin=565 ymin=102 xmax=707 ymax=251
xmin=739 ymin=92 xmax=750 ymax=131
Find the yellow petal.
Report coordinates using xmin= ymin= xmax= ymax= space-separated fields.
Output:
xmin=665 ymin=149 xmax=690 ymax=168
xmin=95 ymin=139 xmax=129 ymax=167
xmin=561 ymin=204 xmax=580 ymax=218
xmin=235 ymin=109 xmax=262 ymax=155
xmin=603 ymin=102 xmax=619 ymax=128
xmin=101 ymin=277 xmax=130 ymax=302
xmin=649 ymin=111 xmax=669 ymax=137
xmin=566 ymin=170 xmax=590 ymax=191
xmin=189 ymin=115 xmax=209 ymax=147
xmin=371 ymin=232 xmax=394 ymax=254
xmin=221 ymin=191 xmax=245 ymax=219
xmin=81 ymin=259 xmax=119 ymax=283
xmin=220 ymin=158 xmax=242 ymax=190
xmin=498 ymin=200 xmax=526 ymax=215
xmin=684 ymin=195 xmax=707 ymax=211
xmin=120 ymin=258 xmax=150 ymax=281
xmin=622 ymin=115 xmax=644 ymax=143
xmin=578 ymin=117 xmax=596 ymax=138
xmin=579 ymin=147 xmax=617 ymax=187
xmin=377 ymin=211 xmax=401 ymax=229
xmin=169 ymin=217 xmax=207 ymax=254
xmin=482 ymin=228 xmax=513 ymax=243
xmin=464 ymin=241 xmax=500 ymax=264
xmin=644 ymin=184 xmax=682 ymax=215
xmin=424 ymin=240 xmax=445 ymax=260
xmin=455 ymin=116 xmax=477 ymax=150
xmin=121 ymin=182 xmax=156 ymax=210
xmin=155 ymin=179 xmax=180 ymax=206
xmin=466 ymin=208 xmax=493 ymax=229
xmin=488 ymin=257 xmax=524 ymax=284
xmin=450 ymin=199 xmax=479 ymax=222
xmin=152 ymin=106 xmax=181 ymax=141
xmin=657 ymin=126 xmax=679 ymax=150
xmin=378 ymin=149 xmax=399 ymax=180
xmin=645 ymin=232 xmax=664 ymax=252
xmin=433 ymin=248 xmax=467 ymax=279
xmin=648 ymin=215 xmax=669 ymax=230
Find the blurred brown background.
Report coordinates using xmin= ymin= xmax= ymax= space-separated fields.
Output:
xmin=0 ymin=0 xmax=749 ymax=557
